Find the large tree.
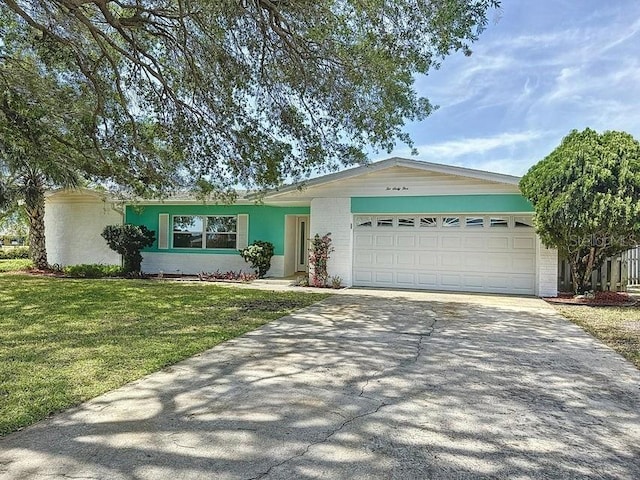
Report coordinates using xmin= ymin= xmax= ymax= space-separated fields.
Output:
xmin=520 ymin=128 xmax=640 ymax=294
xmin=2 ymin=0 xmax=501 ymax=190
xmin=2 ymin=0 xmax=500 ymax=268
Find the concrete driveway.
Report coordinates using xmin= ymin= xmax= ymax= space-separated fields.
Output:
xmin=1 ymin=290 xmax=639 ymax=479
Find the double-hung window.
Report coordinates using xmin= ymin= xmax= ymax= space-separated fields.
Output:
xmin=172 ymin=215 xmax=237 ymax=249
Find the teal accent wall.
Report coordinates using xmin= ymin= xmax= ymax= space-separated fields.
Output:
xmin=125 ymin=204 xmax=310 ymax=255
xmin=351 ymin=194 xmax=533 ymax=214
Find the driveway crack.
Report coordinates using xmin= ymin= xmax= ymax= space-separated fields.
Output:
xmin=246 ymin=401 xmax=389 ymax=480
xmin=412 ymin=319 xmax=437 ymax=363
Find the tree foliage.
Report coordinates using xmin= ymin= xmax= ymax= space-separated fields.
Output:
xmin=101 ymin=224 xmax=155 ymax=274
xmin=2 ymin=0 xmax=500 ymax=191
xmin=2 ymin=0 xmax=500 ymax=269
xmin=520 ymin=128 xmax=640 ymax=294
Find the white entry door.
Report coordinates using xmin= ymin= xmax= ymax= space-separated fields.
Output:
xmin=352 ymin=214 xmax=537 ymax=294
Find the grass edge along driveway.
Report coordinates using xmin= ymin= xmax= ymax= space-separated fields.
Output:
xmin=0 ymin=275 xmax=329 ymax=436
xmin=554 ymin=304 xmax=640 ymax=370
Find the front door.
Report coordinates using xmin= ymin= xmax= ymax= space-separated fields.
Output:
xmin=296 ymin=216 xmax=309 ymax=272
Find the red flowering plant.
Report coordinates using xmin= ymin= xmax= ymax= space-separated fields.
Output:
xmin=309 ymin=233 xmax=334 ymax=287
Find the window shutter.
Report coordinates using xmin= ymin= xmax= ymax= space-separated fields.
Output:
xmin=158 ymin=214 xmax=169 ymax=249
xmin=236 ymin=214 xmax=249 ymax=249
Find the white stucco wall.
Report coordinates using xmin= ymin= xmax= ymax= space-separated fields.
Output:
xmin=140 ymin=252 xmax=285 ymax=277
xmin=310 ymin=197 xmax=352 ymax=286
xmin=536 ymin=238 xmax=558 ymax=297
xmin=44 ymin=191 xmax=123 ymax=266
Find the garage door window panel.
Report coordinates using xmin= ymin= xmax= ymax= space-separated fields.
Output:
xmin=465 ymin=217 xmax=484 ymax=228
xmin=398 ymin=217 xmax=416 ymax=227
xmin=490 ymin=217 xmax=509 ymax=228
xmin=514 ymin=216 xmax=533 ymax=228
xmin=376 ymin=217 xmax=394 ymax=227
xmin=420 ymin=217 xmax=437 ymax=228
xmin=443 ymin=217 xmax=460 ymax=227
xmin=355 ymin=216 xmax=373 ymax=228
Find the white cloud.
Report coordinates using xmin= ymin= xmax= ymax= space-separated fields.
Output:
xmin=411 ymin=131 xmax=546 ymax=159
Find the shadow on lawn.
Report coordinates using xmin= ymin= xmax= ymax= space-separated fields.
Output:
xmin=1 ymin=294 xmax=640 ymax=479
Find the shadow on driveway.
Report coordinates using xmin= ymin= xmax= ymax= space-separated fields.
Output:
xmin=1 ymin=293 xmax=639 ymax=479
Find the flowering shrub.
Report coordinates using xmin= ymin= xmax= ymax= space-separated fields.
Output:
xmin=239 ymin=241 xmax=275 ymax=278
xmin=309 ymin=233 xmax=334 ymax=287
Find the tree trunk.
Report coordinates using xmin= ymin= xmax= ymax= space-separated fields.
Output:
xmin=569 ymin=257 xmax=582 ymax=294
xmin=24 ymin=181 xmax=48 ymax=270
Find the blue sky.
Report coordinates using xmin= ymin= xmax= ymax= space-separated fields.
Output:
xmin=373 ymin=0 xmax=640 ymax=177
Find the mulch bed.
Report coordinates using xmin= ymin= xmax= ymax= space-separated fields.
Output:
xmin=545 ymin=291 xmax=638 ymax=307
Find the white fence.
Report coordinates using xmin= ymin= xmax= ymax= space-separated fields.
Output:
xmin=623 ymin=247 xmax=640 ymax=286
xmin=558 ymin=255 xmax=625 ymax=292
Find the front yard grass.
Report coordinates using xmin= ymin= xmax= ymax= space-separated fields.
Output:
xmin=0 ymin=259 xmax=32 ymax=272
xmin=0 ymin=275 xmax=329 ymax=436
xmin=555 ymin=304 xmax=640 ymax=369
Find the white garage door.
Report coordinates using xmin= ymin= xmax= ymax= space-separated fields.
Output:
xmin=353 ymin=214 xmax=536 ymax=294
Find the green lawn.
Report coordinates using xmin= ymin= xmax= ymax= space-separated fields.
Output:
xmin=0 ymin=259 xmax=32 ymax=272
xmin=555 ymin=305 xmax=640 ymax=369
xmin=0 ymin=275 xmax=328 ymax=436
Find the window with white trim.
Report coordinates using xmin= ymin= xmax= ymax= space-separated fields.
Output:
xmin=173 ymin=215 xmax=237 ymax=249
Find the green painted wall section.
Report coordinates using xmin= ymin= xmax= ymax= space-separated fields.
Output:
xmin=351 ymin=194 xmax=533 ymax=214
xmin=125 ymin=204 xmax=310 ymax=255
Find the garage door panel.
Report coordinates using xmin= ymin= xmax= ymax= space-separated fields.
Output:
xmin=485 ymin=275 xmax=511 ymax=290
xmin=512 ymin=255 xmax=536 ymax=270
xmin=397 ymin=235 xmax=416 ymax=248
xmin=418 ymin=236 xmax=437 ymax=248
xmin=396 ymin=272 xmax=415 ymax=284
xmin=440 ymin=273 xmax=462 ymax=287
xmin=374 ymin=252 xmax=394 ymax=266
xmin=440 ymin=236 xmax=462 ymax=249
xmin=354 ymin=251 xmax=373 ymax=266
xmin=513 ymin=236 xmax=535 ymax=250
xmin=440 ymin=255 xmax=462 ymax=268
xmin=484 ymin=254 xmax=514 ymax=272
xmin=487 ymin=236 xmax=510 ymax=250
xmin=463 ymin=236 xmax=487 ymax=250
xmin=374 ymin=271 xmax=393 ymax=283
xmin=355 ymin=234 xmax=374 ymax=247
xmin=417 ymin=273 xmax=438 ymax=287
xmin=463 ymin=254 xmax=489 ymax=269
xmin=510 ymin=276 xmax=536 ymax=291
xmin=353 ymin=216 xmax=536 ymax=294
xmin=354 ymin=270 xmax=373 ymax=283
xmin=463 ymin=275 xmax=486 ymax=288
xmin=375 ymin=235 xmax=394 ymax=247
xmin=397 ymin=253 xmax=416 ymax=266
xmin=418 ymin=253 xmax=438 ymax=267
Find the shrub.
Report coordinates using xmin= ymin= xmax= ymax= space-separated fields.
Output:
xmin=63 ymin=264 xmax=123 ymax=278
xmin=239 ymin=241 xmax=275 ymax=278
xmin=102 ymin=224 xmax=155 ymax=274
xmin=0 ymin=247 xmax=29 ymax=259
xmin=309 ymin=233 xmax=334 ymax=287
xmin=330 ymin=275 xmax=343 ymax=289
